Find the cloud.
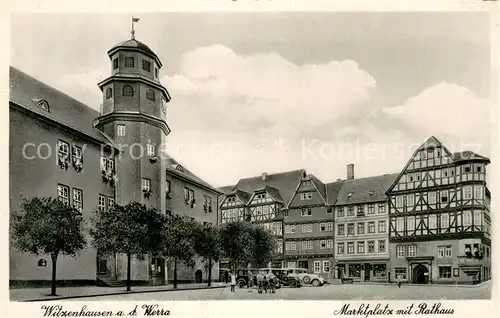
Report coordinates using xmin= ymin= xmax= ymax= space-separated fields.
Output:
xmin=163 ymin=45 xmax=377 ymax=134
xmin=381 ymin=82 xmax=491 ymax=146
xmin=55 ymin=70 xmax=106 ymax=109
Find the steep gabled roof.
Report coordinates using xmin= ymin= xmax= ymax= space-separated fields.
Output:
xmin=233 ymin=169 xmax=305 ymax=205
xmin=165 ymin=155 xmax=221 ymax=194
xmin=234 ymin=189 xmax=252 ymax=204
xmin=387 ymin=136 xmax=490 ymax=193
xmin=256 ymin=185 xmax=284 ymax=204
xmin=335 ymin=174 xmax=399 ymax=206
xmin=309 ymin=174 xmax=327 ymax=203
xmin=9 ymin=66 xmax=112 ymax=145
xmin=325 ymin=180 xmax=344 ymax=205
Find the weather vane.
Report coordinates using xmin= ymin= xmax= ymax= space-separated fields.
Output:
xmin=131 ymin=16 xmax=140 ymax=40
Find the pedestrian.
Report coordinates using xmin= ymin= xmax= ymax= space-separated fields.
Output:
xmin=248 ymin=271 xmax=253 ymax=292
xmin=230 ymin=272 xmax=236 ymax=292
xmin=397 ymin=275 xmax=402 ymax=288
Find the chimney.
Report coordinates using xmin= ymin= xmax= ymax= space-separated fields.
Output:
xmin=347 ymin=164 xmax=354 ymax=180
xmin=262 ymin=172 xmax=268 ymax=181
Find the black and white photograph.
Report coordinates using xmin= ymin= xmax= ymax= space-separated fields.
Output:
xmin=4 ymin=1 xmax=499 ymax=317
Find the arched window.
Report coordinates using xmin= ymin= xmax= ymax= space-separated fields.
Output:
xmin=105 ymin=87 xmax=113 ymax=99
xmin=122 ymin=85 xmax=134 ymax=97
xmin=146 ymin=89 xmax=155 ymax=101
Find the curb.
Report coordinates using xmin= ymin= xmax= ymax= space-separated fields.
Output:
xmin=351 ymin=281 xmax=490 ymax=288
xmin=19 ymin=285 xmax=227 ymax=302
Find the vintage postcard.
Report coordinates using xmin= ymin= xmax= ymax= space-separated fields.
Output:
xmin=3 ymin=0 xmax=499 ymax=317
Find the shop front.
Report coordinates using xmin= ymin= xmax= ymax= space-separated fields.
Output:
xmin=336 ymin=260 xmax=389 ymax=282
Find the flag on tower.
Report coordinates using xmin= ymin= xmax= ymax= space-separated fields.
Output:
xmin=132 ymin=17 xmax=140 ymax=22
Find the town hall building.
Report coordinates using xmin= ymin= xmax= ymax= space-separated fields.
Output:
xmin=9 ymin=25 xmax=221 ymax=287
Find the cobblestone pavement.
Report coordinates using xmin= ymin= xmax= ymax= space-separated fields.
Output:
xmin=70 ymin=281 xmax=491 ymax=301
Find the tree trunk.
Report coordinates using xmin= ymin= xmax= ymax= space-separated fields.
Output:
xmin=114 ymin=252 xmax=118 ymax=280
xmin=207 ymin=258 xmax=212 ymax=287
xmin=126 ymin=253 xmax=132 ymax=291
xmin=173 ymin=258 xmax=178 ymax=289
xmin=50 ymin=252 xmax=58 ymax=296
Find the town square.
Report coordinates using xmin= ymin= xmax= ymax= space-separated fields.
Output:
xmin=8 ymin=8 xmax=494 ymax=311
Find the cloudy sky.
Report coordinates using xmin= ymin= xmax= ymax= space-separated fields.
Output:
xmin=10 ymin=12 xmax=493 ymax=187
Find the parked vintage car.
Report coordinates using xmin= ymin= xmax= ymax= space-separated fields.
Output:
xmin=235 ymin=268 xmax=302 ymax=288
xmin=284 ymin=268 xmax=325 ymax=287
xmin=261 ymin=268 xmax=302 ymax=288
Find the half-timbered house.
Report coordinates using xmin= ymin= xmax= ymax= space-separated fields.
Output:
xmin=285 ymin=173 xmax=335 ymax=278
xmin=387 ymin=136 xmax=491 ymax=284
xmin=218 ymin=170 xmax=305 ymax=268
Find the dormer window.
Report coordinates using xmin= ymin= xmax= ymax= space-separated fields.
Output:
xmin=347 ymin=192 xmax=353 ymax=197
xmin=125 ymin=57 xmax=135 ymax=68
xmin=113 ymin=58 xmax=118 ymax=70
xmin=174 ymin=164 xmax=184 ymax=172
xmin=369 ymin=191 xmax=374 ymax=195
xmin=36 ymin=100 xmax=50 ymax=112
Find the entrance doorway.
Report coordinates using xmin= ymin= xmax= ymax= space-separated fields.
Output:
xmin=298 ymin=261 xmax=308 ymax=270
xmin=364 ymin=263 xmax=371 ymax=281
xmin=195 ymin=270 xmax=203 ymax=283
xmin=96 ymin=251 xmax=107 ymax=275
xmin=151 ymin=258 xmax=166 ymax=285
xmin=412 ymin=264 xmax=429 ymax=284
xmin=337 ymin=264 xmax=346 ymax=279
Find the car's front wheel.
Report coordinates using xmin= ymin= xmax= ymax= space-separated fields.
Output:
xmin=289 ymin=280 xmax=298 ymax=288
xmin=311 ymin=279 xmax=321 ymax=287
xmin=237 ymin=279 xmax=246 ymax=288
